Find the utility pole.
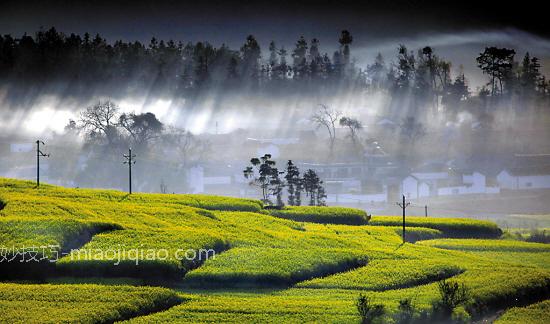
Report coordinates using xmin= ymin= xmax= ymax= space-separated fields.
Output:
xmin=425 ymin=205 xmax=428 ymax=217
xmin=36 ymin=140 xmax=50 ymax=187
xmin=396 ymin=195 xmax=410 ymax=243
xmin=123 ymin=148 xmax=136 ymax=194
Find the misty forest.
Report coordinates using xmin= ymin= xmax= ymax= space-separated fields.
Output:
xmin=1 ymin=4 xmax=550 ymax=322
xmin=1 ymin=28 xmax=549 ymax=199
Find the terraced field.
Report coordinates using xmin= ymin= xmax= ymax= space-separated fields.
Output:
xmin=0 ymin=178 xmax=549 ymax=323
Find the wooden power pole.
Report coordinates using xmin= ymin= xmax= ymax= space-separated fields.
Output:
xmin=36 ymin=140 xmax=50 ymax=187
xmin=396 ymin=195 xmax=410 ymax=243
xmin=123 ymin=148 xmax=136 ymax=194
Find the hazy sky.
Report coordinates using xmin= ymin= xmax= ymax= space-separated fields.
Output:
xmin=2 ymin=0 xmax=548 ymax=43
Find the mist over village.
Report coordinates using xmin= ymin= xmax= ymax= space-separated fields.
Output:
xmin=0 ymin=1 xmax=549 ymax=323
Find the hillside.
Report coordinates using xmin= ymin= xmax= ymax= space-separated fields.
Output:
xmin=0 ymin=178 xmax=549 ymax=323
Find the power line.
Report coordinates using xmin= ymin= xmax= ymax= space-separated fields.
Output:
xmin=36 ymin=140 xmax=50 ymax=187
xmin=123 ymin=148 xmax=136 ymax=194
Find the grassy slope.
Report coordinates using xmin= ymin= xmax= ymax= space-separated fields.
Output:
xmin=370 ymin=215 xmax=503 ymax=238
xmin=0 ymin=178 xmax=549 ymax=323
xmin=495 ymin=299 xmax=550 ymax=324
xmin=0 ymin=283 xmax=182 ymax=323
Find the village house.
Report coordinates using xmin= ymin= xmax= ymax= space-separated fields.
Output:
xmin=497 ymin=167 xmax=550 ymax=190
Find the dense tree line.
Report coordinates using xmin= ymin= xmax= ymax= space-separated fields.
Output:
xmin=0 ymin=27 xmax=548 ymax=124
xmin=0 ymin=27 xmax=365 ymax=97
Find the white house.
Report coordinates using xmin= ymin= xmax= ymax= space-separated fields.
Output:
xmin=187 ymin=166 xmax=204 ymax=193
xmin=497 ymin=168 xmax=550 ymax=190
xmin=402 ymin=175 xmax=431 ymax=199
xmin=403 ymin=171 xmax=500 ymax=198
xmin=438 ymin=172 xmax=500 ymax=196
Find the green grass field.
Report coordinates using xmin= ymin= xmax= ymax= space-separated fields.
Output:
xmin=0 ymin=178 xmax=549 ymax=323
xmin=495 ymin=299 xmax=550 ymax=324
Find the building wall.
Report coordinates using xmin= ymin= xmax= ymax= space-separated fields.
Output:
xmin=438 ymin=186 xmax=467 ymax=196
xmin=497 ymin=171 xmax=516 ymax=189
xmin=463 ymin=172 xmax=486 ymax=193
xmin=187 ymin=166 xmax=204 ymax=193
xmin=497 ymin=171 xmax=550 ymax=190
xmin=517 ymin=175 xmax=550 ymax=189
xmin=418 ymin=182 xmax=430 ymax=197
xmin=402 ymin=176 xmax=418 ymax=199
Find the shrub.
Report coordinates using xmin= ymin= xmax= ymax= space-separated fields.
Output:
xmin=526 ymin=229 xmax=550 ymax=244
xmin=357 ymin=294 xmax=385 ymax=324
xmin=394 ymin=298 xmax=415 ymax=324
xmin=432 ymin=279 xmax=470 ymax=318
xmin=451 ymin=306 xmax=471 ymax=324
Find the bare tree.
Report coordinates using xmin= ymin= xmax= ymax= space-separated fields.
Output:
xmin=79 ymin=100 xmax=120 ymax=144
xmin=311 ymin=104 xmax=341 ymax=155
xmin=162 ymin=126 xmax=211 ymax=168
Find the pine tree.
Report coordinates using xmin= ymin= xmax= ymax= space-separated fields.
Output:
xmin=268 ymin=41 xmax=278 ymax=67
xmin=285 ymin=160 xmax=301 ymax=206
xmin=303 ymin=169 xmax=326 ymax=206
xmin=292 ymin=36 xmax=308 ymax=79
xmin=338 ymin=30 xmax=353 ymax=66
xmin=243 ymin=154 xmax=279 ymax=205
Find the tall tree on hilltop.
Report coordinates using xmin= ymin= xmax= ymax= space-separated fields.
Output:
xmin=442 ymin=73 xmax=469 ymax=119
xmin=268 ymin=41 xmax=278 ymax=67
xmin=308 ymin=38 xmax=322 ymax=81
xmin=292 ymin=36 xmax=308 ymax=79
xmin=367 ymin=53 xmax=387 ymax=89
xmin=240 ymin=35 xmax=261 ymax=84
xmin=394 ymin=45 xmax=416 ymax=93
xmin=274 ymin=46 xmax=289 ymax=80
xmin=476 ymin=47 xmax=516 ymax=96
xmin=339 ymin=30 xmax=353 ymax=66
xmin=520 ymin=52 xmax=541 ymax=101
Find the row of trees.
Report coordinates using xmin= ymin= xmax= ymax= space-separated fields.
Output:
xmin=0 ymin=28 xmax=363 ymax=95
xmin=56 ymin=101 xmax=210 ymax=191
xmin=370 ymin=45 xmax=548 ymax=120
xmin=68 ymin=101 xmax=207 ymax=162
xmin=243 ymin=155 xmax=326 ymax=206
xmin=1 ymin=27 xmax=548 ymax=130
